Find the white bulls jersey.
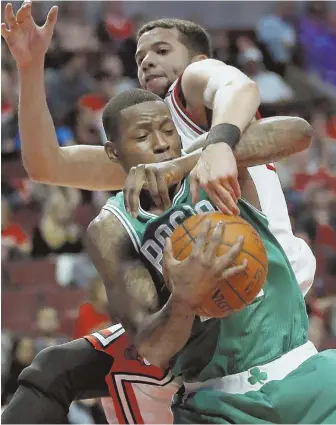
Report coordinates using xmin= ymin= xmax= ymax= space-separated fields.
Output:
xmin=165 ymin=77 xmax=316 ymax=295
xmin=85 ymin=324 xmax=177 ymax=424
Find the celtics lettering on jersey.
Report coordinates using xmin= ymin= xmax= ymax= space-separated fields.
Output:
xmin=141 ymin=198 xmax=216 ymax=274
xmin=102 ymin=177 xmax=309 ymax=381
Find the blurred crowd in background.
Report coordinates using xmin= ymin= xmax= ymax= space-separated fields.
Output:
xmin=1 ymin=1 xmax=336 ymax=423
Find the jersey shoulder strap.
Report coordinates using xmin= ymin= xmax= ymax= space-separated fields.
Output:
xmin=102 ymin=192 xmax=143 ymax=253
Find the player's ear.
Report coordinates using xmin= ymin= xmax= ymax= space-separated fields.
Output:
xmin=104 ymin=141 xmax=119 ymax=161
xmin=190 ymin=54 xmax=208 ymax=63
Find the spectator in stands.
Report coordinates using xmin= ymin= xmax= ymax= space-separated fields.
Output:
xmin=67 ymin=99 xmax=104 ymax=146
xmin=45 ymin=51 xmax=97 ymax=123
xmin=306 ymin=292 xmax=336 ymax=350
xmin=2 ymin=177 xmax=25 ymax=210
xmin=1 ymin=197 xmax=31 ymax=262
xmin=212 ymin=29 xmax=235 ymax=66
xmin=31 ymin=187 xmax=83 ymax=258
xmin=305 ymin=1 xmax=329 ymax=24
xmin=55 ymin=2 xmax=99 ymax=53
xmin=96 ymin=1 xmax=134 ymax=49
xmin=311 ymin=99 xmax=336 ymax=173
xmin=34 ymin=306 xmax=68 ymax=352
xmin=100 ymin=53 xmax=138 ymax=95
xmin=238 ymin=44 xmax=295 ymax=106
xmin=73 ymin=276 xmax=111 ymax=339
xmin=256 ymin=1 xmax=297 ymax=76
xmin=293 ymin=182 xmax=335 ymax=251
xmin=118 ymin=13 xmax=146 ymax=80
xmin=77 ymin=54 xmax=137 ymax=145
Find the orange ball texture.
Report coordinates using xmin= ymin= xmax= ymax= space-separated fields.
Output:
xmin=170 ymin=212 xmax=268 ymax=318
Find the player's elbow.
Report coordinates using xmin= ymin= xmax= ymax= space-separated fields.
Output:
xmin=241 ymin=79 xmax=260 ymax=107
xmin=289 ymin=117 xmax=313 ymax=154
xmin=22 ymin=156 xmax=56 ymax=185
xmin=219 ymin=78 xmax=260 ymax=112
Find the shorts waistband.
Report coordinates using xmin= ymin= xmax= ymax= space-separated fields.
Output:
xmin=183 ymin=341 xmax=317 ymax=395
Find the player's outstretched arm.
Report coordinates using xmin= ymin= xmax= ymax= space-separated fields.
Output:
xmin=85 ymin=210 xmax=195 ymax=369
xmin=1 ymin=1 xmax=126 ymax=191
xmin=185 ymin=116 xmax=313 ymax=164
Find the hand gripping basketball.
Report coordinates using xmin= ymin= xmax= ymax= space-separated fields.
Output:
xmin=163 ymin=219 xmax=247 ymax=311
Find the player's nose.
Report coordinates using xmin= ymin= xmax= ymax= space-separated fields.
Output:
xmin=141 ymin=52 xmax=157 ymax=71
xmin=152 ymin=133 xmax=170 ymax=154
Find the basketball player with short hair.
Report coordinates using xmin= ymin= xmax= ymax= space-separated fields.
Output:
xmin=2 ymin=90 xmax=313 ymax=425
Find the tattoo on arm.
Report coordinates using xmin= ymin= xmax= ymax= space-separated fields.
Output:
xmin=234 ymin=116 xmax=312 ymax=167
xmin=184 ymin=116 xmax=312 ymax=167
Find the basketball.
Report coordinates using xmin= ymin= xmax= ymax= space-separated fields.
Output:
xmin=170 ymin=212 xmax=268 ymax=318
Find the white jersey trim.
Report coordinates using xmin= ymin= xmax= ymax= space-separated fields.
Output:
xmin=113 ymin=372 xmax=175 ymax=424
xmin=102 ymin=204 xmax=141 ymax=253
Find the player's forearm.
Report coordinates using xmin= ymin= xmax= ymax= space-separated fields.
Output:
xmin=233 ymin=116 xmax=313 ymax=167
xmin=18 ymin=62 xmax=61 ymax=182
xmin=134 ymin=294 xmax=195 ymax=369
xmin=183 ymin=117 xmax=312 ymax=167
xmin=210 ymin=81 xmax=260 ymax=133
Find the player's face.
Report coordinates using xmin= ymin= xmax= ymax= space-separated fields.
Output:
xmin=136 ymin=28 xmax=193 ymax=97
xmin=106 ymin=101 xmax=182 ymax=173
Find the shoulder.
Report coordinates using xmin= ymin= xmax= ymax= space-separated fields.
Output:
xmin=181 ymin=59 xmax=254 ymax=107
xmin=87 ymin=208 xmax=130 ymax=254
xmin=181 ymin=59 xmax=227 ymax=86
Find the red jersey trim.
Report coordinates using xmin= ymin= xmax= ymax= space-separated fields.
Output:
xmin=171 ymin=77 xmax=205 ymax=135
xmin=266 ymin=163 xmax=276 ymax=172
xmin=85 ymin=325 xmax=173 ymax=424
xmin=85 ymin=324 xmax=126 ymax=353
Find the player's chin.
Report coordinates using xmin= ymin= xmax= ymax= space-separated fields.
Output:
xmin=145 ymin=78 xmax=170 ymax=98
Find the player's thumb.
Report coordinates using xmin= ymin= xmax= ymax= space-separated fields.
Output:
xmin=163 ymin=238 xmax=176 ymax=265
xmin=44 ymin=6 xmax=58 ymax=32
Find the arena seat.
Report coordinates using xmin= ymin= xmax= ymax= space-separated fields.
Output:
xmin=5 ymin=258 xmax=58 ymax=289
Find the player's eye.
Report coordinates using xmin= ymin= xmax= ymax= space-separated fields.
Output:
xmin=136 ymin=135 xmax=147 ymax=142
xmin=164 ymin=129 xmax=174 ymax=136
xmin=157 ymin=48 xmax=169 ymax=55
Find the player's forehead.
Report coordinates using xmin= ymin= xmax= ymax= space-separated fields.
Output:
xmin=136 ymin=27 xmax=181 ymax=56
xmin=120 ymin=101 xmax=173 ymax=129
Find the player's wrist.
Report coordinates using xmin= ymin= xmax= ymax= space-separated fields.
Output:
xmin=203 ymin=123 xmax=241 ymax=151
xmin=17 ymin=58 xmax=45 ymax=75
xmin=170 ymin=290 xmax=197 ymax=314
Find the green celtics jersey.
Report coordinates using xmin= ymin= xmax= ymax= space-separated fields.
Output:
xmin=102 ymin=177 xmax=309 ymax=382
